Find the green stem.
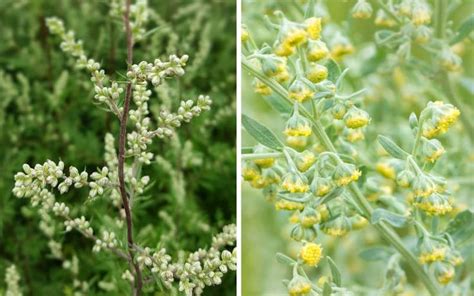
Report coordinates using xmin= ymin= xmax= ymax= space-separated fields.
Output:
xmin=242 ymin=58 xmax=440 ymax=296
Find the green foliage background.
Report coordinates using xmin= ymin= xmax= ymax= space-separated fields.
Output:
xmin=0 ymin=0 xmax=236 ymax=295
xmin=242 ymin=0 xmax=474 ymax=295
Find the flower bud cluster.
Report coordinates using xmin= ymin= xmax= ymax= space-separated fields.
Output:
xmin=5 ymin=265 xmax=22 ymax=296
xmin=133 ymin=224 xmax=236 ymax=295
xmin=417 ymin=236 xmax=463 ymax=285
xmin=46 ymin=18 xmax=123 ymax=117
xmin=93 ymin=231 xmax=119 ymax=252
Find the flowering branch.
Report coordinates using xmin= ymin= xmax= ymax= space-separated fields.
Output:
xmin=118 ymin=0 xmax=143 ymax=294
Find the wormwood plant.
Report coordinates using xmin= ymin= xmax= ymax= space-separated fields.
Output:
xmin=9 ymin=1 xmax=236 ymax=295
xmin=242 ymin=0 xmax=472 ymax=295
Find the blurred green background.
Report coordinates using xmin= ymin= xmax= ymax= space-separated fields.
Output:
xmin=0 ymin=0 xmax=236 ymax=295
xmin=242 ymin=0 xmax=474 ymax=295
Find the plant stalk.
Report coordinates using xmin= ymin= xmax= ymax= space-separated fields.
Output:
xmin=242 ymin=59 xmax=440 ymax=295
xmin=118 ymin=0 xmax=143 ymax=294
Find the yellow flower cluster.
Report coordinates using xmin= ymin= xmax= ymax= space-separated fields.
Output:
xmin=275 ymin=200 xmax=305 ymax=211
xmin=253 ymin=79 xmax=272 ymax=96
xmin=422 ymin=101 xmax=460 ymax=139
xmin=335 ymin=169 xmax=361 ymax=187
xmin=288 ymin=276 xmax=312 ymax=296
xmin=284 ymin=125 xmax=312 ymax=137
xmin=276 ymin=17 xmax=322 ymax=57
xmin=419 ymin=248 xmax=446 ymax=264
xmin=299 ymin=243 xmax=323 ymax=267
xmin=375 ymin=162 xmax=396 ymax=179
xmin=282 ymin=174 xmax=310 ymax=193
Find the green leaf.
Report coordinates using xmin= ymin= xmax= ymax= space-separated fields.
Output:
xmin=319 ymin=187 xmax=344 ymax=205
xmin=325 ymin=59 xmax=341 ymax=83
xmin=326 ymin=256 xmax=341 ymax=286
xmin=445 ymin=210 xmax=474 ymax=244
xmin=450 ymin=15 xmax=474 ymax=45
xmin=323 ymin=282 xmax=332 ymax=296
xmin=377 ymin=135 xmax=410 ymax=159
xmin=263 ymin=94 xmax=292 ymax=114
xmin=359 ymin=246 xmax=394 ymax=261
xmin=276 ymin=253 xmax=296 ymax=265
xmin=371 ymin=208 xmax=408 ymax=228
xmin=242 ymin=114 xmax=283 ymax=150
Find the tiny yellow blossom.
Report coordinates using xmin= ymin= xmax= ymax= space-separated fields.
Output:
xmin=307 ymin=64 xmax=328 ymax=83
xmin=376 ymin=162 xmax=396 ymax=179
xmin=419 ymin=248 xmax=446 ymax=264
xmin=253 ymin=79 xmax=272 ymax=96
xmin=300 ymin=243 xmax=323 ymax=267
xmin=305 ymin=17 xmax=322 ymax=40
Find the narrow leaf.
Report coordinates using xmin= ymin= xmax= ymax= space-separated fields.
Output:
xmin=276 ymin=253 xmax=296 ymax=265
xmin=242 ymin=114 xmax=283 ymax=150
xmin=326 ymin=256 xmax=341 ymax=286
xmin=377 ymin=135 xmax=409 ymax=159
xmin=325 ymin=59 xmax=341 ymax=83
xmin=263 ymin=94 xmax=292 ymax=114
xmin=371 ymin=208 xmax=408 ymax=228
xmin=446 ymin=210 xmax=474 ymax=244
xmin=451 ymin=15 xmax=474 ymax=44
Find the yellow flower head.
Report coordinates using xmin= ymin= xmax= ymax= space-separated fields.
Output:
xmin=286 ymin=136 xmax=309 ymax=150
xmin=281 ymin=172 xmax=310 ymax=193
xmin=311 ymin=176 xmax=333 ymax=197
xmin=345 ymin=128 xmax=365 ymax=143
xmin=375 ymin=162 xmax=396 ymax=179
xmin=332 ymin=102 xmax=347 ymax=120
xmin=344 ymin=106 xmax=371 ymax=129
xmin=300 ymin=208 xmax=321 ymax=227
xmin=288 ymin=80 xmax=314 ymax=103
xmin=419 ymin=243 xmax=446 ymax=264
xmin=305 ymin=17 xmax=322 ymax=40
xmin=252 ymin=144 xmax=276 ymax=168
xmin=321 ymin=215 xmax=351 ymax=237
xmin=412 ymin=174 xmax=436 ymax=197
xmin=350 ymin=215 xmax=368 ymax=230
xmin=434 ymin=261 xmax=455 ymax=285
xmin=242 ymin=162 xmax=260 ymax=181
xmin=295 ymin=151 xmax=317 ymax=172
xmin=253 ymin=79 xmax=272 ymax=96
xmin=307 ymin=64 xmax=328 ymax=83
xmin=422 ymin=101 xmax=461 ymax=138
xmin=396 ymin=170 xmax=415 ymax=188
xmin=300 ymin=243 xmax=323 ymax=267
xmin=307 ymin=40 xmax=329 ymax=62
xmin=352 ymin=0 xmax=373 ymax=19
xmin=275 ymin=199 xmax=305 ymax=211
xmin=375 ymin=9 xmax=397 ymax=27
xmin=413 ymin=193 xmax=452 ymax=216
xmin=334 ymin=163 xmax=361 ymax=187
xmin=261 ymin=56 xmax=289 ymax=83
xmin=288 ymin=275 xmax=312 ymax=296
xmin=411 ymin=3 xmax=431 ymax=26
xmin=284 ymin=109 xmax=312 ymax=137
xmin=275 ymin=42 xmax=295 ymax=57
xmin=421 ymin=138 xmax=445 ymax=163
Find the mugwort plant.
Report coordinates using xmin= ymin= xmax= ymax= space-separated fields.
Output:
xmin=242 ymin=0 xmax=472 ymax=295
xmin=9 ymin=1 xmax=236 ymax=295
